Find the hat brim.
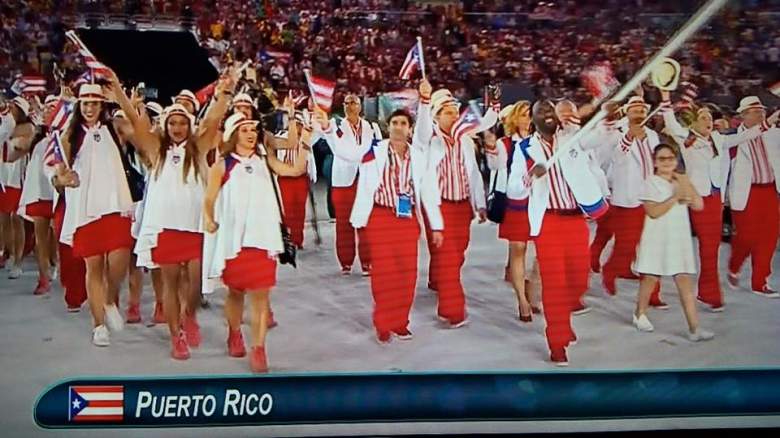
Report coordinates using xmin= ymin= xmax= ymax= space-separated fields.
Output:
xmin=223 ymin=120 xmax=259 ymax=143
xmin=737 ymin=103 xmax=766 ymax=113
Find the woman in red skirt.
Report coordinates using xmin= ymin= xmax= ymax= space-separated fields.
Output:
xmin=0 ymin=97 xmax=36 ymax=280
xmin=55 ymin=83 xmax=138 ymax=346
xmin=111 ymin=68 xmax=238 ymax=359
xmin=19 ymin=95 xmax=60 ymax=294
xmin=485 ymin=101 xmax=540 ymax=322
xmin=203 ymin=112 xmax=308 ymax=372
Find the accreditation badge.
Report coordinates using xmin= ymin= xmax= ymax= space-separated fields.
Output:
xmin=396 ymin=193 xmax=412 ymax=218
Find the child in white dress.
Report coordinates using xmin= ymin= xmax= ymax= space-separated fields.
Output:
xmin=633 ymin=144 xmax=714 ymax=342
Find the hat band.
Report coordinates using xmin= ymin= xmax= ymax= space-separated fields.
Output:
xmin=740 ymin=102 xmax=765 ymax=111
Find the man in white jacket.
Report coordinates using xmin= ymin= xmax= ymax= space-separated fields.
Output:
xmin=725 ymin=96 xmax=780 ymax=297
xmin=322 ymin=94 xmax=382 ymax=276
xmin=315 ymin=80 xmax=444 ymax=343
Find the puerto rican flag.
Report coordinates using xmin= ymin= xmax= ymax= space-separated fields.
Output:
xmin=65 ymin=31 xmax=111 ymax=78
xmin=304 ymin=70 xmax=336 ymax=113
xmin=291 ymin=89 xmax=308 ymax=108
xmin=21 ymin=75 xmax=47 ymax=94
xmin=68 ymin=385 xmax=124 ymax=422
xmin=44 ymin=99 xmax=74 ymax=131
xmin=399 ymin=40 xmax=424 ymax=80
xmin=452 ymin=102 xmax=482 ymax=141
xmin=43 ymin=131 xmax=66 ymax=167
xmin=264 ymin=50 xmax=292 ymax=63
xmin=581 ymin=62 xmax=619 ymax=101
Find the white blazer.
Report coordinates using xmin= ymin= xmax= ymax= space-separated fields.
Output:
xmin=725 ymin=124 xmax=780 ymax=211
xmin=322 ymin=117 xmax=382 ymax=187
xmin=604 ymin=126 xmax=660 ymax=208
xmin=663 ymin=109 xmax=767 ymax=201
xmin=525 ymin=131 xmax=607 ymax=237
xmin=485 ymin=134 xmax=530 ymax=201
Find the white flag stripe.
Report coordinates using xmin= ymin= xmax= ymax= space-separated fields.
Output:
xmin=23 ymin=79 xmax=46 ymax=85
xmin=82 ymin=392 xmax=124 ymax=401
xmin=310 ymin=83 xmax=333 ymax=95
xmin=79 ymin=407 xmax=123 ymax=415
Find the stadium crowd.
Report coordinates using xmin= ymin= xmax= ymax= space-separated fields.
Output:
xmin=1 ymin=0 xmax=779 ymax=109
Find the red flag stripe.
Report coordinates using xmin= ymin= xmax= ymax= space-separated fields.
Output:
xmin=72 ymin=386 xmax=124 ymax=393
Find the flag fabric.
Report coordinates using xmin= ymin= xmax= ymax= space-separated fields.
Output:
xmin=399 ymin=40 xmax=424 ymax=80
xmin=195 ymin=80 xmax=218 ymax=106
xmin=45 ymin=99 xmax=74 ymax=131
xmin=771 ymin=81 xmax=780 ymax=97
xmin=65 ymin=31 xmax=111 ymax=77
xmin=378 ymin=88 xmax=419 ymax=121
xmin=68 ymin=385 xmax=124 ymax=422
xmin=452 ymin=102 xmax=482 ymax=141
xmin=304 ymin=71 xmax=336 ymax=113
xmin=43 ymin=131 xmax=66 ymax=167
xmin=72 ymin=70 xmax=93 ymax=89
xmin=10 ymin=75 xmax=24 ymax=95
xmin=264 ymin=50 xmax=292 ymax=63
xmin=21 ymin=75 xmax=47 ymax=94
xmin=291 ymin=89 xmax=308 ymax=107
xmin=675 ymin=81 xmax=699 ymax=110
xmin=581 ymin=62 xmax=619 ymax=101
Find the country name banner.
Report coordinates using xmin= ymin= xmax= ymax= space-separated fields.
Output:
xmin=35 ymin=370 xmax=780 ymax=428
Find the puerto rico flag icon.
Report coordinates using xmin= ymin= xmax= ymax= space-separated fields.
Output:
xmin=68 ymin=385 xmax=124 ymax=422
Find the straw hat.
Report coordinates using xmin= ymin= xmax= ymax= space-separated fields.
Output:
xmin=222 ymin=113 xmax=259 ymax=143
xmin=161 ymin=103 xmax=196 ymax=133
xmin=650 ymin=58 xmax=681 ymax=91
xmin=173 ymin=89 xmax=201 ymax=113
xmin=78 ymin=84 xmax=106 ymax=102
xmin=431 ymin=88 xmax=460 ymax=115
xmin=232 ymin=92 xmax=254 ymax=108
xmin=736 ymin=96 xmax=766 ymax=114
xmin=622 ymin=96 xmax=650 ymax=113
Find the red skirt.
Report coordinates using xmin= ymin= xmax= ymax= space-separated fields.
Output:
xmin=0 ymin=187 xmax=22 ymax=214
xmin=73 ymin=213 xmax=134 ymax=258
xmin=223 ymin=248 xmax=277 ymax=292
xmin=25 ymin=200 xmax=54 ymax=219
xmin=151 ymin=229 xmax=204 ymax=265
xmin=498 ymin=208 xmax=531 ymax=242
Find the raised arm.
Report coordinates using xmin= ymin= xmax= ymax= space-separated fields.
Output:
xmin=203 ymin=159 xmax=226 ymax=234
xmin=314 ymin=108 xmax=371 ymax=163
xmin=105 ymin=70 xmax=160 ymax=156
xmin=412 ymin=79 xmax=433 ymax=148
xmin=196 ymin=67 xmax=240 ymax=153
xmin=717 ymin=111 xmax=779 ymax=150
xmin=266 ymin=144 xmax=310 ymax=177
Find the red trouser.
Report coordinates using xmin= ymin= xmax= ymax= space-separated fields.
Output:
xmin=365 ymin=206 xmax=420 ymax=334
xmin=53 ymin=199 xmax=87 ymax=308
xmin=602 ymin=205 xmax=661 ymax=299
xmin=332 ymin=183 xmax=371 ymax=270
xmin=278 ymin=175 xmax=309 ymax=248
xmin=691 ymin=193 xmax=723 ymax=306
xmin=728 ymin=184 xmax=779 ymax=291
xmin=589 ymin=207 xmax=614 ymax=271
xmin=425 ymin=200 xmax=472 ymax=322
xmin=535 ymin=213 xmax=589 ymax=351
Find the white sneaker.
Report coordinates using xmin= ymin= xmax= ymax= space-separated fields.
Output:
xmin=92 ymin=325 xmax=110 ymax=347
xmin=50 ymin=265 xmax=59 ymax=281
xmin=104 ymin=304 xmax=125 ymax=332
xmin=7 ymin=266 xmax=22 ymax=279
xmin=632 ymin=313 xmax=654 ymax=332
xmin=688 ymin=329 xmax=715 ymax=342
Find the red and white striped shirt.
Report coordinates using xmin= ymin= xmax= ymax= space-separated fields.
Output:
xmin=349 ymin=120 xmax=363 ymax=145
xmin=620 ymin=131 xmax=654 ymax=180
xmin=437 ymin=133 xmax=470 ymax=202
xmin=744 ymin=131 xmax=774 ymax=184
xmin=374 ymin=145 xmax=414 ymax=209
xmin=537 ymin=134 xmax=577 ymax=210
xmin=279 ymin=146 xmax=301 ymax=166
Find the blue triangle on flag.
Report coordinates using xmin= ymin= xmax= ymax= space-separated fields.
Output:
xmin=69 ymin=388 xmax=88 ymax=420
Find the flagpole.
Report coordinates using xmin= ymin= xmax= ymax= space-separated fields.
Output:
xmin=416 ymin=37 xmax=426 ymax=81
xmin=545 ymin=0 xmax=729 ymax=168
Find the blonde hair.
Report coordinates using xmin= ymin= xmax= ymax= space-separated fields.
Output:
xmin=503 ymin=100 xmax=531 ymax=136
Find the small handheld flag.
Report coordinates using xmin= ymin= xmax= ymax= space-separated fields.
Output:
xmin=581 ymin=62 xmax=620 ymax=102
xmin=452 ymin=101 xmax=483 ymax=141
xmin=304 ymin=69 xmax=336 ymax=113
xmin=21 ymin=75 xmax=47 ymax=94
xmin=399 ymin=37 xmax=425 ymax=80
xmin=45 ymin=99 xmax=75 ymax=131
xmin=65 ymin=30 xmax=111 ymax=79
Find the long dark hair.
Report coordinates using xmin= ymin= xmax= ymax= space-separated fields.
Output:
xmin=155 ymin=119 xmax=204 ymax=184
xmin=61 ymin=101 xmax=111 ymax=166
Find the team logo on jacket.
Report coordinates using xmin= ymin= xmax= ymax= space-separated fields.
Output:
xmin=245 ymin=165 xmax=254 ymax=174
xmin=93 ymin=133 xmax=101 ymax=142
xmin=569 ymin=148 xmax=578 ymax=159
xmin=171 ymin=155 xmax=181 ymax=165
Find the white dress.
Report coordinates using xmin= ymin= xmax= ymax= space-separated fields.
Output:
xmin=134 ymin=143 xmax=206 ymax=268
xmin=59 ymin=124 xmax=134 ymax=246
xmin=18 ymin=134 xmax=55 ymax=219
xmin=635 ymin=175 xmax=697 ymax=276
xmin=201 ymin=150 xmax=283 ymax=294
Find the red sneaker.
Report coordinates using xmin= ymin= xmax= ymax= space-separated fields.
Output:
xmin=171 ymin=331 xmax=190 ymax=360
xmin=550 ymin=348 xmax=569 ymax=367
xmin=227 ymin=329 xmax=246 ymax=357
xmin=590 ymin=259 xmax=601 ymax=273
xmin=572 ymin=301 xmax=591 ymax=316
xmin=267 ymin=312 xmax=278 ymax=329
xmin=182 ymin=314 xmax=201 ymax=348
xmin=152 ymin=302 xmax=165 ymax=324
xmin=649 ymin=297 xmax=670 ymax=310
xmin=33 ymin=278 xmax=51 ymax=295
xmin=602 ymin=275 xmax=617 ymax=296
xmin=249 ymin=346 xmax=269 ymax=373
xmin=126 ymin=303 xmax=141 ymax=324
